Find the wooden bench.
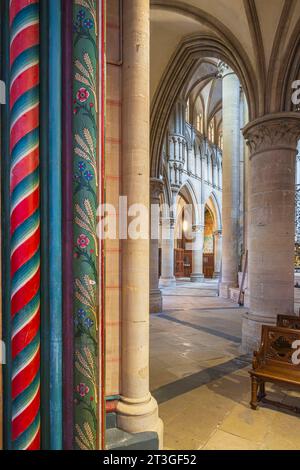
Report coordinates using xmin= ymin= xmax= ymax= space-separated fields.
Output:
xmin=249 ymin=325 xmax=300 ymax=413
xmin=277 ymin=314 xmax=300 ymax=329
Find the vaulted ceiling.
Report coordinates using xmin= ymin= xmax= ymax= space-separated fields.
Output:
xmin=150 ymin=0 xmax=300 ymax=115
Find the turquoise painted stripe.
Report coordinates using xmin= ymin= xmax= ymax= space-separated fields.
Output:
xmin=13 ymin=412 xmax=40 ymax=450
xmin=49 ymin=0 xmax=62 ymax=450
xmin=11 ymin=250 xmax=40 ymax=295
xmin=11 ymin=210 xmax=40 ymax=253
xmin=12 ymin=372 xmax=40 ymax=419
xmin=10 ymin=86 xmax=39 ymax=128
xmin=11 ymin=167 xmax=39 ymax=210
xmin=11 ymin=128 xmax=39 ymax=165
xmin=10 ymin=46 xmax=39 ymax=85
xmin=12 ymin=330 xmax=40 ymax=378
xmin=11 ymin=4 xmax=39 ymax=36
xmin=12 ymin=295 xmax=40 ymax=338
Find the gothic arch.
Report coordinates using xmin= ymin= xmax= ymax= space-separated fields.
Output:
xmin=205 ymin=191 xmax=222 ymax=231
xmin=150 ymin=2 xmax=258 ymax=179
xmin=177 ymin=180 xmax=200 ymax=225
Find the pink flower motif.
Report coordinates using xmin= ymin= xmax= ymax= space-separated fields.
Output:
xmin=77 ymin=383 xmax=89 ymax=397
xmin=77 ymin=234 xmax=90 ymax=249
xmin=76 ymin=87 xmax=90 ymax=102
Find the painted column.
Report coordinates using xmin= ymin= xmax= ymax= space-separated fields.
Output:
xmin=10 ymin=0 xmax=41 ymax=450
xmin=213 ymin=230 xmax=222 ymax=278
xmin=62 ymin=0 xmax=74 ymax=450
xmin=72 ymin=1 xmax=100 ymax=450
xmin=159 ymin=218 xmax=176 ymax=287
xmin=242 ymin=113 xmax=300 ymax=352
xmin=49 ymin=0 xmax=62 ymax=449
xmin=190 ymin=224 xmax=205 ymax=282
xmin=219 ymin=64 xmax=240 ymax=298
xmin=150 ymin=178 xmax=163 ymax=313
xmin=117 ymin=0 xmax=163 ymax=445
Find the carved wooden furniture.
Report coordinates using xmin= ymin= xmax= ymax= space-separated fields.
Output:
xmin=277 ymin=314 xmax=300 ymax=329
xmin=249 ymin=325 xmax=300 ymax=413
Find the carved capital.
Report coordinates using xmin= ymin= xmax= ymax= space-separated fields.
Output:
xmin=217 ymin=62 xmax=234 ymax=79
xmin=243 ymin=113 xmax=300 ymax=157
xmin=192 ymin=224 xmax=205 ymax=233
xmin=150 ymin=178 xmax=163 ymax=202
xmin=213 ymin=229 xmax=222 ymax=238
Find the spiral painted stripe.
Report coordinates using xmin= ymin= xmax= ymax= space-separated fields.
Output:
xmin=10 ymin=0 xmax=40 ymax=450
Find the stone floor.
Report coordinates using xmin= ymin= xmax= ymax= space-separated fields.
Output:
xmin=150 ymin=279 xmax=300 ymax=450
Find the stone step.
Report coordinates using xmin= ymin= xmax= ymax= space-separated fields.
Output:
xmin=106 ymin=428 xmax=158 ymax=450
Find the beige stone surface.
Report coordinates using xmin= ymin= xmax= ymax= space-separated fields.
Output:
xmin=150 ymin=280 xmax=300 ymax=450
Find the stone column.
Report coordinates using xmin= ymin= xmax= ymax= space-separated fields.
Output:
xmin=150 ymin=178 xmax=163 ymax=313
xmin=241 ymin=113 xmax=300 ymax=352
xmin=190 ymin=224 xmax=205 ymax=282
xmin=159 ymin=217 xmax=176 ymax=287
xmin=213 ymin=230 xmax=222 ymax=278
xmin=219 ymin=64 xmax=240 ymax=298
xmin=117 ymin=0 xmax=163 ymax=445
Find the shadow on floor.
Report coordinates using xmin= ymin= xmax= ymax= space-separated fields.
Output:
xmin=152 ymin=355 xmax=251 ymax=405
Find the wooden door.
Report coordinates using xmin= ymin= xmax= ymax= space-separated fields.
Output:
xmin=184 ymin=250 xmax=192 ymax=277
xmin=203 ymin=253 xmax=214 ymax=278
xmin=175 ymin=248 xmax=185 ymax=277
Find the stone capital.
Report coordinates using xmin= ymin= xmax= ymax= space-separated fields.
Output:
xmin=243 ymin=113 xmax=300 ymax=157
xmin=150 ymin=177 xmax=163 ymax=202
xmin=213 ymin=229 xmax=222 ymax=238
xmin=192 ymin=223 xmax=205 ymax=233
xmin=217 ymin=62 xmax=235 ymax=79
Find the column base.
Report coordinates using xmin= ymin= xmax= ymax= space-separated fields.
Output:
xmin=213 ymin=272 xmax=220 ymax=279
xmin=219 ymin=282 xmax=237 ymax=298
xmin=241 ymin=312 xmax=276 ymax=353
xmin=150 ymin=289 xmax=162 ymax=313
xmin=116 ymin=394 xmax=164 ymax=449
xmin=190 ymin=273 xmax=205 ymax=283
xmin=159 ymin=277 xmax=176 ymax=288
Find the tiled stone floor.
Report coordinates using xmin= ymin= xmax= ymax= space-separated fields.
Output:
xmin=150 ymin=279 xmax=300 ymax=450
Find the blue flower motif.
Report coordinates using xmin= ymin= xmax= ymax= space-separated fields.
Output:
xmin=77 ymin=10 xmax=85 ymax=20
xmin=78 ymin=161 xmax=86 ymax=172
xmin=73 ymin=22 xmax=80 ymax=32
xmin=84 ymin=170 xmax=93 ymax=181
xmin=83 ymin=18 xmax=93 ymax=29
xmin=78 ymin=308 xmax=87 ymax=319
xmin=84 ymin=318 xmax=94 ymax=329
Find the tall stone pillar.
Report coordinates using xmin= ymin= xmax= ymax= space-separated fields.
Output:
xmin=117 ymin=0 xmax=163 ymax=445
xmin=150 ymin=178 xmax=163 ymax=313
xmin=213 ymin=230 xmax=222 ymax=278
xmin=219 ymin=64 xmax=241 ymax=298
xmin=159 ymin=218 xmax=176 ymax=287
xmin=190 ymin=224 xmax=205 ymax=282
xmin=242 ymin=113 xmax=300 ymax=352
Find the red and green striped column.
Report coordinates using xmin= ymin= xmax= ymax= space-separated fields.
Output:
xmin=9 ymin=0 xmax=40 ymax=450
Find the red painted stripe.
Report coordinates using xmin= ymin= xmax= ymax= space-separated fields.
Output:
xmin=10 ymin=106 xmax=39 ymax=152
xmin=11 ymin=227 xmax=40 ymax=278
xmin=10 ymin=186 xmax=39 ymax=235
xmin=10 ymin=24 xmax=39 ymax=67
xmin=10 ymin=0 xmax=39 ymax=26
xmin=12 ymin=308 xmax=40 ymax=360
xmin=12 ymin=346 xmax=40 ymax=400
xmin=26 ymin=428 xmax=40 ymax=451
xmin=10 ymin=64 xmax=39 ymax=110
xmin=12 ymin=387 xmax=40 ymax=440
xmin=11 ymin=268 xmax=40 ymax=318
xmin=10 ymin=147 xmax=39 ymax=193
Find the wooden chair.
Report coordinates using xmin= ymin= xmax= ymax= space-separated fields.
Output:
xmin=249 ymin=325 xmax=300 ymax=413
xmin=277 ymin=314 xmax=300 ymax=330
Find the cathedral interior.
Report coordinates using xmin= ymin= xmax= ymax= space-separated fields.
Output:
xmin=1 ymin=0 xmax=300 ymax=451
